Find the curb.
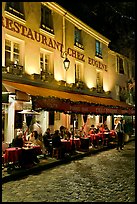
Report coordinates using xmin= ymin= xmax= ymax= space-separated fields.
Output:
xmin=2 ymin=139 xmax=134 ymax=184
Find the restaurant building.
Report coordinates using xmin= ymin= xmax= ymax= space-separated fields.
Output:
xmin=2 ymin=2 xmax=135 ymax=143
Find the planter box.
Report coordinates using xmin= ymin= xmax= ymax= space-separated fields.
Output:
xmin=31 ymin=73 xmax=41 ymax=80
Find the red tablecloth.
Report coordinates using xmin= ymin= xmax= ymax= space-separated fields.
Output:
xmin=70 ymin=138 xmax=81 ymax=150
xmin=110 ymin=130 xmax=116 ymax=137
xmin=4 ymin=147 xmax=22 ymax=164
xmin=32 ymin=145 xmax=42 ymax=155
xmin=61 ymin=139 xmax=71 ymax=152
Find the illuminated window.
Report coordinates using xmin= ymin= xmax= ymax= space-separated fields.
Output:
xmin=5 ymin=39 xmax=20 ymax=66
xmin=40 ymin=49 xmax=54 ymax=81
xmin=75 ymin=62 xmax=83 ymax=82
xmin=115 ymin=85 xmax=120 ymax=100
xmin=96 ymin=71 xmax=103 ymax=93
xmin=74 ymin=27 xmax=84 ymax=49
xmin=125 ymin=60 xmax=129 ymax=77
xmin=95 ymin=40 xmax=102 ymax=58
xmin=5 ymin=2 xmax=25 ymax=19
xmin=116 ymin=56 xmax=124 ymax=74
xmin=40 ymin=52 xmax=50 ymax=74
xmin=41 ymin=4 xmax=54 ymax=34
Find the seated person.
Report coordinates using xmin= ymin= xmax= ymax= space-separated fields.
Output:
xmin=99 ymin=124 xmax=105 ymax=133
xmin=104 ymin=124 xmax=110 ymax=132
xmin=64 ymin=128 xmax=71 ymax=140
xmin=52 ymin=130 xmax=62 ymax=148
xmin=32 ymin=131 xmax=43 ymax=149
xmin=89 ymin=125 xmax=96 ymax=134
xmin=43 ymin=128 xmax=52 ymax=156
xmin=27 ymin=132 xmax=35 ymax=142
xmin=52 ymin=130 xmax=64 ymax=159
xmin=12 ymin=129 xmax=24 ymax=148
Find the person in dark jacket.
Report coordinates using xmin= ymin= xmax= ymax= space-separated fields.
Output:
xmin=52 ymin=130 xmax=65 ymax=159
xmin=115 ymin=118 xmax=125 ymax=151
xmin=12 ymin=129 xmax=24 ymax=148
xmin=52 ymin=130 xmax=62 ymax=148
xmin=43 ymin=128 xmax=52 ymax=156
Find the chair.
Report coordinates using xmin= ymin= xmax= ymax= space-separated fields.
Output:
xmin=2 ymin=154 xmax=5 ymax=168
xmin=52 ymin=147 xmax=61 ymax=159
xmin=2 ymin=142 xmax=9 ymax=154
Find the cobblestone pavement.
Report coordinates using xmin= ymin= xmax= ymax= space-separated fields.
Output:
xmin=2 ymin=141 xmax=135 ymax=202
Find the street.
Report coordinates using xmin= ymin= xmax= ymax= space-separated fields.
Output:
xmin=2 ymin=141 xmax=135 ymax=202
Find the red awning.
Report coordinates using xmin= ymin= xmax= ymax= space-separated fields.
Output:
xmin=2 ymin=80 xmax=135 ymax=115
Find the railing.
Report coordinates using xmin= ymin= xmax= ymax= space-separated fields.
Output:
xmin=2 ymin=64 xmax=23 ymax=75
xmin=41 ymin=71 xmax=54 ymax=81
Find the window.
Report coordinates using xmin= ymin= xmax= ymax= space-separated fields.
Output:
xmin=95 ymin=40 xmax=102 ymax=58
xmin=40 ymin=52 xmax=50 ymax=74
xmin=5 ymin=39 xmax=20 ymax=67
xmin=40 ymin=49 xmax=53 ymax=80
xmin=5 ymin=2 xmax=25 ymax=20
xmin=131 ymin=65 xmax=135 ymax=78
xmin=75 ymin=62 xmax=83 ymax=82
xmin=117 ymin=56 xmax=124 ymax=74
xmin=125 ymin=60 xmax=129 ymax=77
xmin=49 ymin=111 xmax=54 ymax=125
xmin=96 ymin=71 xmax=103 ymax=93
xmin=74 ymin=27 xmax=83 ymax=49
xmin=115 ymin=85 xmax=120 ymax=100
xmin=41 ymin=4 xmax=54 ymax=34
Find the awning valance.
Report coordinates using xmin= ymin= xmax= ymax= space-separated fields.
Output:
xmin=2 ymin=80 xmax=135 ymax=115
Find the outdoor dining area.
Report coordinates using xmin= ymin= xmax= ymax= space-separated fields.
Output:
xmin=2 ymin=124 xmax=117 ymax=171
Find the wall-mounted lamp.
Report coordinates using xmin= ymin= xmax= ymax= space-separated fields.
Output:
xmin=62 ymin=51 xmax=70 ymax=71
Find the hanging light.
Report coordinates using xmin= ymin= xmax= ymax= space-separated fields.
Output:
xmin=63 ymin=57 xmax=70 ymax=71
xmin=62 ymin=51 xmax=70 ymax=71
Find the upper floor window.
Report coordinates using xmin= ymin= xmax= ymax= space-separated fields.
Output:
xmin=5 ymin=39 xmax=20 ymax=67
xmin=117 ymin=56 xmax=124 ymax=74
xmin=75 ymin=62 xmax=83 ymax=83
xmin=40 ymin=52 xmax=50 ymax=74
xmin=96 ymin=71 xmax=103 ymax=93
xmin=40 ymin=4 xmax=54 ymax=34
xmin=115 ymin=85 xmax=120 ymax=100
xmin=5 ymin=2 xmax=25 ymax=20
xmin=74 ymin=27 xmax=84 ymax=49
xmin=95 ymin=40 xmax=102 ymax=58
xmin=125 ymin=60 xmax=129 ymax=77
xmin=40 ymin=49 xmax=53 ymax=78
xmin=131 ymin=65 xmax=135 ymax=78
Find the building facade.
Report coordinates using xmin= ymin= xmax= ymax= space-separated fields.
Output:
xmin=2 ymin=2 xmax=135 ymax=143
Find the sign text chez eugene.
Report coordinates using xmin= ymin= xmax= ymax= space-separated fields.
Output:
xmin=2 ymin=16 xmax=107 ymax=71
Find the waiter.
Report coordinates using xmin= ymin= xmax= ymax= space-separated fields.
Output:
xmin=115 ymin=118 xmax=125 ymax=151
xmin=33 ymin=120 xmax=42 ymax=141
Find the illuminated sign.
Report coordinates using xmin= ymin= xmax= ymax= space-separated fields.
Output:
xmin=2 ymin=15 xmax=107 ymax=71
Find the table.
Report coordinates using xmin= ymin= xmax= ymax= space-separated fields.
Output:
xmin=88 ymin=133 xmax=103 ymax=147
xmin=32 ymin=145 xmax=42 ymax=155
xmin=4 ymin=147 xmax=22 ymax=165
xmin=70 ymin=138 xmax=81 ymax=150
xmin=21 ymin=147 xmax=40 ymax=167
xmin=24 ymin=143 xmax=42 ymax=155
xmin=61 ymin=139 xmax=71 ymax=152
xmin=103 ymin=132 xmax=110 ymax=146
xmin=80 ymin=137 xmax=90 ymax=150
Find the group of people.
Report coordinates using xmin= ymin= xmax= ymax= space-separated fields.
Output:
xmin=11 ymin=117 xmax=125 ymax=164
xmin=88 ymin=123 xmax=110 ymax=135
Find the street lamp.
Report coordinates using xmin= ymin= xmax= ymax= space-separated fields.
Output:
xmin=63 ymin=51 xmax=70 ymax=71
xmin=62 ymin=51 xmax=70 ymax=84
xmin=63 ymin=57 xmax=70 ymax=71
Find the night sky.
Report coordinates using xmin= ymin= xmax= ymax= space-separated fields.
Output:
xmin=57 ymin=1 xmax=135 ymax=59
